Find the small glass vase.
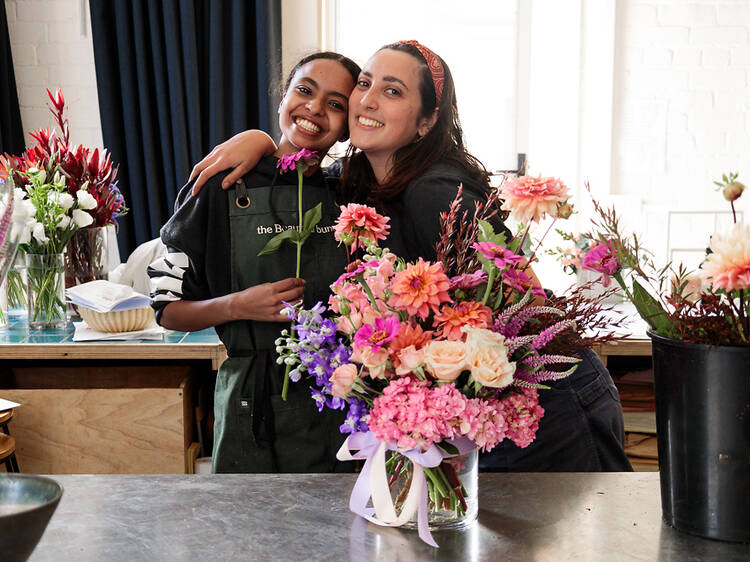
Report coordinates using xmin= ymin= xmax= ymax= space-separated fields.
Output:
xmin=0 ymin=278 xmax=8 ymax=329
xmin=7 ymin=251 xmax=28 ymax=317
xmin=65 ymin=225 xmax=110 ymax=288
xmin=390 ymin=448 xmax=478 ymax=530
xmin=26 ymin=253 xmax=67 ymax=331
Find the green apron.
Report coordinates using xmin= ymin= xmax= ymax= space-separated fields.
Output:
xmin=212 ymin=177 xmax=348 ymax=473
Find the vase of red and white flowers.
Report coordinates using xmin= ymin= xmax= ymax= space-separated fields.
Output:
xmin=8 ymin=168 xmax=96 ymax=330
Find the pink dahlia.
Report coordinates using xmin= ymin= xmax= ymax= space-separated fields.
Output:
xmin=388 ymin=258 xmax=452 ymax=320
xmin=581 ymin=241 xmax=621 ymax=288
xmin=500 ymin=175 xmax=571 ymax=223
xmin=334 ymin=203 xmax=390 ymax=251
xmin=702 ymin=223 xmax=750 ymax=292
xmin=434 ymin=301 xmax=493 ymax=341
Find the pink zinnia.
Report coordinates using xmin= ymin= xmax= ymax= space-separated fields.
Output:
xmin=702 ymin=223 xmax=750 ymax=292
xmin=353 ymin=316 xmax=400 ymax=352
xmin=502 ymin=268 xmax=545 ymax=296
xmin=334 ymin=203 xmax=390 ymax=251
xmin=449 ymin=270 xmax=488 ymax=291
xmin=500 ymin=175 xmax=571 ymax=223
xmin=473 ymin=242 xmax=525 ymax=270
xmin=434 ymin=301 xmax=493 ymax=341
xmin=276 ymin=148 xmax=319 ymax=173
xmin=388 ymin=258 xmax=452 ymax=320
xmin=581 ymin=241 xmax=620 ymax=288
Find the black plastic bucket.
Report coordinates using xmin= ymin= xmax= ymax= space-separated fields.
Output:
xmin=650 ymin=332 xmax=750 ymax=542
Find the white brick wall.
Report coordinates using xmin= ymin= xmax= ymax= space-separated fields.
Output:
xmin=612 ymin=0 xmax=750 ymax=220
xmin=5 ymin=0 xmax=103 ymax=150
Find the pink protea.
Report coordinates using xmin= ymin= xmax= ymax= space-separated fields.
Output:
xmin=434 ymin=301 xmax=493 ymax=340
xmin=702 ymin=223 xmax=750 ymax=292
xmin=276 ymin=148 xmax=319 ymax=173
xmin=582 ymin=241 xmax=621 ymax=288
xmin=500 ymin=175 xmax=571 ymax=223
xmin=388 ymin=258 xmax=452 ymax=320
xmin=334 ymin=203 xmax=390 ymax=251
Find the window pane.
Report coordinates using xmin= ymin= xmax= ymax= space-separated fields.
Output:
xmin=333 ymin=0 xmax=519 ymax=171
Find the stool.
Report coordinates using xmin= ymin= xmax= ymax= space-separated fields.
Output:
xmin=0 ymin=408 xmax=14 ymax=435
xmin=0 ymin=433 xmax=19 ymax=472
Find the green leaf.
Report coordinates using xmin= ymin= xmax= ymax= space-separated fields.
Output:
xmin=438 ymin=442 xmax=459 ymax=456
xmin=299 ymin=203 xmax=323 ymax=245
xmin=631 ymin=278 xmax=677 ymax=336
xmin=477 ymin=219 xmax=507 ymax=246
xmin=257 ymin=228 xmax=300 ymax=256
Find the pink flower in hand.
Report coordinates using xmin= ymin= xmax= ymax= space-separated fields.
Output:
xmin=582 ymin=241 xmax=621 ymax=287
xmin=334 ymin=203 xmax=390 ymax=251
xmin=500 ymin=175 xmax=571 ymax=223
xmin=276 ymin=148 xmax=319 ymax=173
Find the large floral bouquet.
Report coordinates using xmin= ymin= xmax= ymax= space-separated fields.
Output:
xmin=1 ymin=88 xmax=127 ymax=289
xmin=276 ymin=176 xmax=623 ymax=546
xmin=573 ymin=173 xmax=749 ymax=346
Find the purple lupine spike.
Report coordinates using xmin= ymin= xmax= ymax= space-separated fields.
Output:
xmin=531 ymin=319 xmax=577 ymax=350
xmin=530 ymin=364 xmax=580 ymax=382
xmin=494 ymin=290 xmax=533 ymax=331
xmin=522 ymin=353 xmax=581 ymax=368
xmin=503 ymin=305 xmax=566 ymax=338
xmin=505 ymin=335 xmax=536 ymax=355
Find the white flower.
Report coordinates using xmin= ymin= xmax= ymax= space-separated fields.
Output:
xmin=32 ymin=221 xmax=49 ymax=245
xmin=76 ymin=189 xmax=98 ymax=210
xmin=72 ymin=208 xmax=94 ymax=228
xmin=50 ymin=191 xmax=74 ymax=210
xmin=57 ymin=214 xmax=72 ymax=229
xmin=16 ymin=221 xmax=33 ymax=244
xmin=463 ymin=326 xmax=516 ymax=389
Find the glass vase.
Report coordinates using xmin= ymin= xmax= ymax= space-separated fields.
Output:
xmin=65 ymin=226 xmax=109 ymax=288
xmin=26 ymin=253 xmax=67 ymax=331
xmin=7 ymin=251 xmax=27 ymax=318
xmin=0 ymin=278 xmax=7 ymax=329
xmin=390 ymin=448 xmax=478 ymax=530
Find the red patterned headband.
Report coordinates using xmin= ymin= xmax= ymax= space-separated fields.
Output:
xmin=397 ymin=40 xmax=445 ymax=107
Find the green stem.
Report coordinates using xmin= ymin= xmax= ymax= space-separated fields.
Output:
xmin=481 ymin=267 xmax=496 ymax=305
xmin=281 ymin=363 xmax=291 ymax=401
xmin=358 ymin=278 xmax=380 ymax=313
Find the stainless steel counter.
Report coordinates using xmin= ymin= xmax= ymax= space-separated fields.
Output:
xmin=29 ymin=473 xmax=749 ymax=561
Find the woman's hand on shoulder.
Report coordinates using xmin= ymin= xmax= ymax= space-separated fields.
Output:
xmin=229 ymin=277 xmax=305 ymax=322
xmin=189 ymin=130 xmax=278 ymax=196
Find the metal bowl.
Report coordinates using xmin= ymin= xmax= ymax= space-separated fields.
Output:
xmin=0 ymin=475 xmax=63 ymax=562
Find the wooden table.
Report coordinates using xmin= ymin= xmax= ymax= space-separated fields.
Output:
xmin=0 ymin=316 xmax=226 ymax=474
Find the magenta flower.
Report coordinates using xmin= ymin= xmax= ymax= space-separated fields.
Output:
xmin=276 ymin=148 xmax=319 ymax=173
xmin=354 ymin=316 xmax=401 ymax=352
xmin=449 ymin=270 xmax=488 ymax=291
xmin=472 ymin=242 xmax=525 ymax=270
xmin=582 ymin=241 xmax=620 ymax=287
xmin=502 ymin=268 xmax=545 ymax=296
xmin=334 ymin=260 xmax=379 ymax=285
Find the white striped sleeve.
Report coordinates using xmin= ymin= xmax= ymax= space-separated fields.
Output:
xmin=148 ymin=251 xmax=188 ymax=303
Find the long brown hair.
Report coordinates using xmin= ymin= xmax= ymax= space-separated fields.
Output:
xmin=340 ymin=42 xmax=489 ymax=207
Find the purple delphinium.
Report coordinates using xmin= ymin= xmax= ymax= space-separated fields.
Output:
xmin=340 ymin=397 xmax=369 ymax=434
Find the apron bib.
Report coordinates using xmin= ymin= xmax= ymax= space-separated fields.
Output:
xmin=212 ymin=178 xmax=348 ymax=473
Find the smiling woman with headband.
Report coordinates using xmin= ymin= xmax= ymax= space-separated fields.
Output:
xmin=187 ymin=40 xmax=632 ymax=473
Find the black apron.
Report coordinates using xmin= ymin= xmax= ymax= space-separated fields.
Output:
xmin=212 ymin=177 xmax=348 ymax=473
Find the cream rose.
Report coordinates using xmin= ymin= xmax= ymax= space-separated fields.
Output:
xmin=330 ymin=363 xmax=358 ymax=397
xmin=395 ymin=345 xmax=426 ymax=376
xmin=423 ymin=340 xmax=467 ymax=381
xmin=351 ymin=345 xmax=389 ymax=379
xmin=464 ymin=327 xmax=516 ymax=388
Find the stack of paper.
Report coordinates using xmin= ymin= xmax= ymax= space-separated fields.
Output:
xmin=72 ymin=320 xmax=165 ymax=342
xmin=66 ymin=280 xmax=151 ymax=312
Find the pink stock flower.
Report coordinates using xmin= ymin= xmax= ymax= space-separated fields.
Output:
xmin=500 ymin=175 xmax=571 ymax=223
xmin=449 ymin=270 xmax=488 ymax=291
xmin=434 ymin=301 xmax=493 ymax=340
xmin=702 ymin=223 xmax=750 ymax=292
xmin=472 ymin=242 xmax=525 ymax=270
xmin=334 ymin=203 xmax=390 ymax=251
xmin=276 ymin=148 xmax=319 ymax=173
xmin=582 ymin=241 xmax=621 ymax=288
xmin=502 ymin=268 xmax=546 ymax=296
xmin=353 ymin=316 xmax=400 ymax=352
xmin=388 ymin=258 xmax=452 ymax=320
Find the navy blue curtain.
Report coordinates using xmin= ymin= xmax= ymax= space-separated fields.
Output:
xmin=0 ymin=0 xmax=24 ymax=155
xmin=89 ymin=0 xmax=281 ymax=257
